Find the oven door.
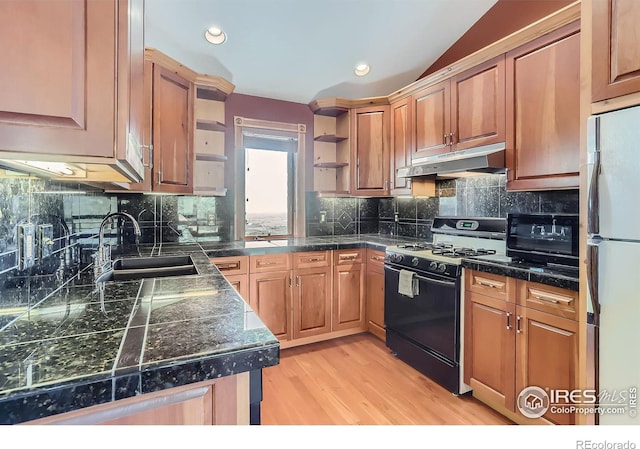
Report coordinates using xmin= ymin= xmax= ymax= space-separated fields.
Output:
xmin=384 ymin=265 xmax=460 ymax=362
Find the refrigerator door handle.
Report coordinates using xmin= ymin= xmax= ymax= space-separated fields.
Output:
xmin=587 ymin=115 xmax=601 ymax=235
xmin=587 ymin=240 xmax=601 ymax=327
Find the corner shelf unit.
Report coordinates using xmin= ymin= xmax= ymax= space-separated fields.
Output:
xmin=312 ymin=110 xmax=350 ymax=194
xmin=193 ymin=84 xmax=227 ymax=196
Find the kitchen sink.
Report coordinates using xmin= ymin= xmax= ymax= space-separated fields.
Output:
xmin=96 ymin=255 xmax=198 ymax=283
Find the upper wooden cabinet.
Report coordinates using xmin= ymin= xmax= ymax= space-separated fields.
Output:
xmin=390 ymin=98 xmax=413 ymax=195
xmin=451 ymin=55 xmax=506 ymax=151
xmin=412 ymin=80 xmax=451 ymax=158
xmin=0 ymin=0 xmax=145 ymax=183
xmin=505 ymin=22 xmax=581 ymax=191
xmin=151 ymin=65 xmax=193 ymax=193
xmin=412 ymin=55 xmax=506 ymax=159
xmin=592 ymin=0 xmax=640 ymax=102
xmin=350 ymin=106 xmax=390 ymax=196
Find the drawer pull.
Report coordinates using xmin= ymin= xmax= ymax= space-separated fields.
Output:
xmin=370 ymin=256 xmax=384 ymax=261
xmin=258 ymin=261 xmax=278 ymax=266
xmin=339 ymin=253 xmax=359 ymax=261
xmin=476 ymin=278 xmax=504 ymax=289
xmin=307 ymin=257 xmax=322 ymax=262
xmin=530 ymin=288 xmax=573 ymax=306
xmin=506 ymin=312 xmax=512 ymax=330
xmin=516 ymin=315 xmax=522 ymax=334
xmin=216 ymin=262 xmax=240 ymax=270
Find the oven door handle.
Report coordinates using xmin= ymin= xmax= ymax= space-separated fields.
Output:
xmin=385 ymin=265 xmax=457 ymax=287
xmin=414 ymin=274 xmax=457 ymax=287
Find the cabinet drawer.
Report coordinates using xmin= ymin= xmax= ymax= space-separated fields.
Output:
xmin=210 ymin=256 xmax=248 ymax=275
xmin=333 ymin=249 xmax=364 ymax=266
xmin=250 ymin=253 xmax=292 ymax=273
xmin=366 ymin=249 xmax=385 ymax=271
xmin=516 ymin=280 xmax=577 ymax=320
xmin=293 ymin=251 xmax=330 ymax=269
xmin=465 ymin=269 xmax=514 ymax=302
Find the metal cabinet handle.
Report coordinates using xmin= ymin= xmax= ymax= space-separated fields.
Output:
xmin=384 ymin=180 xmax=389 ymax=191
xmin=296 ymin=275 xmax=300 ymax=287
xmin=157 ymin=169 xmax=162 ymax=184
xmin=339 ymin=253 xmax=359 ymax=261
xmin=216 ymin=262 xmax=240 ymax=270
xmin=506 ymin=312 xmax=512 ymax=330
xmin=307 ymin=257 xmax=321 ymax=262
xmin=443 ymin=134 xmax=448 ymax=146
xmin=141 ymin=144 xmax=154 ymax=169
xmin=259 ymin=260 xmax=278 ymax=266
xmin=529 ymin=287 xmax=573 ymax=305
xmin=371 ymin=255 xmax=384 ymax=261
xmin=449 ymin=132 xmax=455 ymax=146
xmin=477 ymin=281 xmax=497 ymax=288
xmin=516 ymin=315 xmax=522 ymax=334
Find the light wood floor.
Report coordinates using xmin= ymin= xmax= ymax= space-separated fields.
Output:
xmin=262 ymin=333 xmax=513 ymax=425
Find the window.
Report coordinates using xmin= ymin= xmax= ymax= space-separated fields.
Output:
xmin=244 ymin=147 xmax=293 ymax=239
xmin=233 ymin=117 xmax=306 ymax=240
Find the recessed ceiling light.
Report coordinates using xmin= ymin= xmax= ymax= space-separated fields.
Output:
xmin=354 ymin=63 xmax=370 ymax=77
xmin=205 ymin=26 xmax=227 ymax=45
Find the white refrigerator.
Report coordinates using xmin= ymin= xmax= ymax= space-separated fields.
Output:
xmin=587 ymin=105 xmax=640 ymax=425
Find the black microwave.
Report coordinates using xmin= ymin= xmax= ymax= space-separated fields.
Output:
xmin=506 ymin=213 xmax=579 ymax=267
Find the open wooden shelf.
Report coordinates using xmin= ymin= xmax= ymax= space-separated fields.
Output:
xmin=195 ymin=153 xmax=227 ymax=162
xmin=314 ymin=107 xmax=349 ymax=117
xmin=196 ymin=120 xmax=226 ymax=132
xmin=313 ymin=162 xmax=348 ymax=168
xmin=196 ymin=86 xmax=228 ymax=102
xmin=314 ymin=134 xmax=347 ymax=143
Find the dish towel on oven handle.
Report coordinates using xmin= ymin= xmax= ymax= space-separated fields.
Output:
xmin=398 ymin=269 xmax=418 ymax=298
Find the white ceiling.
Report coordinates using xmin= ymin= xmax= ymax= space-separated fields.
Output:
xmin=144 ymin=0 xmax=498 ymax=104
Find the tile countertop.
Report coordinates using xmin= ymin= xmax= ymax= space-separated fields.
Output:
xmin=461 ymin=255 xmax=579 ymax=291
xmin=0 ymin=235 xmax=415 ymax=424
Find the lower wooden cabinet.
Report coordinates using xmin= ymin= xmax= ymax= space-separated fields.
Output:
xmin=366 ymin=249 xmax=386 ymax=340
xmin=211 ymin=250 xmax=380 ymax=347
xmin=464 ymin=269 xmax=579 ymax=425
xmin=225 ymin=274 xmax=249 ymax=303
xmin=293 ymin=266 xmax=332 ymax=339
xmin=24 ymin=373 xmax=250 ymax=425
xmin=249 ymin=270 xmax=292 ymax=342
xmin=333 ymin=249 xmax=366 ymax=331
xmin=464 ymin=291 xmax=516 ymax=413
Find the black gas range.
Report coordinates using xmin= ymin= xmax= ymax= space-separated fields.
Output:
xmin=384 ymin=217 xmax=506 ymax=395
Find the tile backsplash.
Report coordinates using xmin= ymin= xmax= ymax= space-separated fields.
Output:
xmin=0 ymin=176 xmax=232 ymax=315
xmin=305 ymin=174 xmax=579 ymax=239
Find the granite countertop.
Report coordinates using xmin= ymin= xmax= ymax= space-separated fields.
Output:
xmin=0 ymin=234 xmax=413 ymax=424
xmin=200 ymin=234 xmax=419 ymax=257
xmin=461 ymin=255 xmax=579 ymax=291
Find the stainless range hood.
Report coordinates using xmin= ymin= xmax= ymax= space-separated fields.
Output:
xmin=397 ymin=143 xmax=506 ymax=178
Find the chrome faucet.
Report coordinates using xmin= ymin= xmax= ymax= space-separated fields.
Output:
xmin=94 ymin=212 xmax=141 ymax=281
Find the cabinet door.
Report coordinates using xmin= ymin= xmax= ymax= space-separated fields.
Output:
xmin=412 ymin=80 xmax=451 ymax=158
xmin=505 ymin=22 xmax=580 ymax=191
xmin=250 ymin=270 xmax=292 ymax=341
xmin=366 ymin=264 xmax=385 ymax=341
xmin=293 ymin=267 xmax=332 ymax=339
xmin=390 ymin=97 xmax=412 ymax=195
xmin=152 ymin=65 xmax=193 ymax=193
xmin=515 ymin=306 xmax=578 ymax=425
xmin=0 ymin=0 xmax=139 ymax=165
xmin=451 ymin=55 xmax=506 ymax=151
xmin=224 ymin=274 xmax=249 ymax=303
xmin=332 ymin=263 xmax=366 ymax=331
xmin=464 ymin=292 xmax=516 ymax=412
xmin=592 ymin=0 xmax=640 ymax=102
xmin=351 ymin=106 xmax=390 ymax=196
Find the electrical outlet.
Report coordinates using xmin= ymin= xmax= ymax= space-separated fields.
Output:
xmin=17 ymin=223 xmax=36 ymax=270
xmin=394 ymin=212 xmax=399 ymax=223
xmin=38 ymin=224 xmax=54 ymax=259
xmin=207 ymin=214 xmax=216 ymax=225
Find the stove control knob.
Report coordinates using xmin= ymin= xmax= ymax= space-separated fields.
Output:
xmin=437 ymin=263 xmax=447 ymax=273
xmin=429 ymin=261 xmax=438 ymax=271
xmin=411 ymin=257 xmax=419 ymax=267
xmin=393 ymin=254 xmax=404 ymax=263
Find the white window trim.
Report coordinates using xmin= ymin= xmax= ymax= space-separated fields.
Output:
xmin=233 ymin=116 xmax=306 ymax=240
